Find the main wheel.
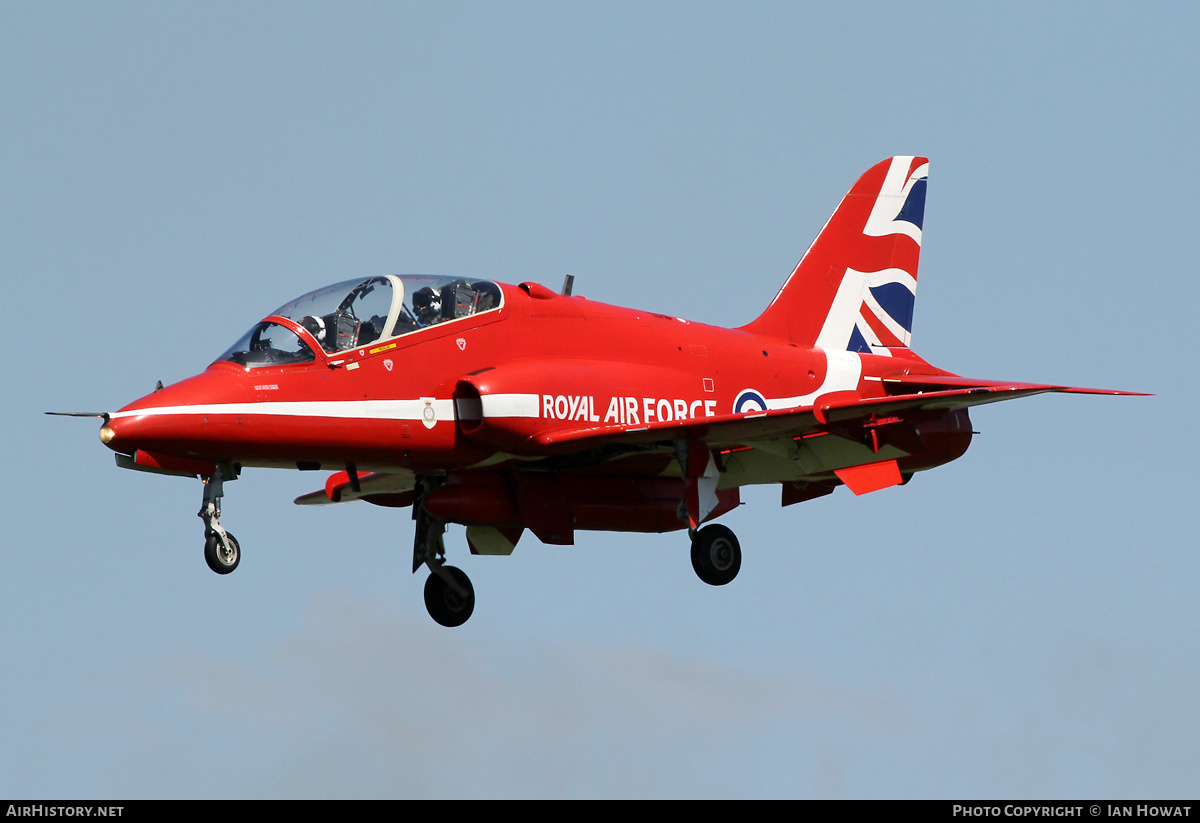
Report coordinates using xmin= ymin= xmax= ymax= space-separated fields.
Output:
xmin=204 ymin=531 xmax=241 ymax=575
xmin=424 ymin=566 xmax=475 ymax=627
xmin=691 ymin=524 xmax=741 ymax=586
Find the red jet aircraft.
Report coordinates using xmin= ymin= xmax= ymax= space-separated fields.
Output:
xmin=58 ymin=156 xmax=1140 ymax=626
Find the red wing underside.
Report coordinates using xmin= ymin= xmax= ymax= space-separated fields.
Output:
xmin=294 ymin=469 xmax=416 ymax=506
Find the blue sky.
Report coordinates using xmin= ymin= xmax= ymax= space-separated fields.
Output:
xmin=2 ymin=2 xmax=1194 ymax=798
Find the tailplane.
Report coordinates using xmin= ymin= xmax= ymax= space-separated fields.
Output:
xmin=741 ymin=156 xmax=928 ymax=354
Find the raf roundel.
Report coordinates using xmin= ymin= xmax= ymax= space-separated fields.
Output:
xmin=733 ymin=389 xmax=768 ymax=415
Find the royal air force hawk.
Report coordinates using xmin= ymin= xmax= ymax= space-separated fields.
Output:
xmin=51 ymin=157 xmax=1143 ymax=626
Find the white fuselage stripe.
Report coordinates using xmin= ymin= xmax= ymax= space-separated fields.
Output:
xmin=480 ymin=393 xmax=541 ymax=418
xmin=111 ymin=400 xmax=456 ymax=421
xmin=763 ymin=349 xmax=863 ymax=411
xmin=109 ymin=394 xmax=546 ymax=422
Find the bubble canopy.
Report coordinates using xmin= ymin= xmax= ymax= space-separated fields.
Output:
xmin=217 ymin=275 xmax=503 ymax=368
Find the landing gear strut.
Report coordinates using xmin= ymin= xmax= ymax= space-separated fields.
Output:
xmin=199 ymin=463 xmax=240 ymax=574
xmin=690 ymin=523 xmax=741 ymax=586
xmin=412 ymin=479 xmax=476 ymax=627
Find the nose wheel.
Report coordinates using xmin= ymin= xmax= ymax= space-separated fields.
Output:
xmin=690 ymin=523 xmax=741 ymax=586
xmin=198 ymin=463 xmax=241 ymax=575
xmin=204 ymin=530 xmax=240 ymax=574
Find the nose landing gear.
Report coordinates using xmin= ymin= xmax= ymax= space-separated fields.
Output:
xmin=198 ymin=463 xmax=240 ymax=574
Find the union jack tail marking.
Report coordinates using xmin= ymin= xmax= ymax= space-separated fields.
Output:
xmin=742 ymin=156 xmax=928 ymax=356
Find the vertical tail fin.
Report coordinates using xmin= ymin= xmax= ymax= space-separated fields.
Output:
xmin=741 ymin=156 xmax=928 ymax=354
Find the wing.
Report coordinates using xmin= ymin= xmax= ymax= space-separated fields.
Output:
xmin=532 ymin=378 xmax=1143 ymax=501
xmin=535 ymin=379 xmax=1146 ymax=451
xmin=295 ymin=378 xmax=1144 ymax=509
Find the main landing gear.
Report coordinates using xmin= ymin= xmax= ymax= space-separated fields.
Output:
xmin=690 ymin=523 xmax=741 ymax=586
xmin=199 ymin=464 xmax=240 ymax=575
xmin=412 ymin=481 xmax=475 ymax=627
xmin=424 ymin=565 xmax=475 ymax=628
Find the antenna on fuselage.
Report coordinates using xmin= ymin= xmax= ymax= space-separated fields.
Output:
xmin=560 ymin=275 xmax=574 ymax=296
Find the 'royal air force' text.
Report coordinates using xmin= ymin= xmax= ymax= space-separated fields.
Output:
xmin=542 ymin=395 xmax=718 ymax=425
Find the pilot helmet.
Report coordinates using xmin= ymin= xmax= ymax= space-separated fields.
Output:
xmin=413 ymin=287 xmax=442 ymax=320
xmin=299 ymin=315 xmax=326 ymax=342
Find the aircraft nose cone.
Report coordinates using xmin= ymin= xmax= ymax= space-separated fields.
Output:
xmin=99 ymin=412 xmax=150 ymax=455
xmin=102 ymin=370 xmax=230 ymax=456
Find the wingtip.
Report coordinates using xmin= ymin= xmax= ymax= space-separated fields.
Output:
xmin=1057 ymin=387 xmax=1153 ymax=397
